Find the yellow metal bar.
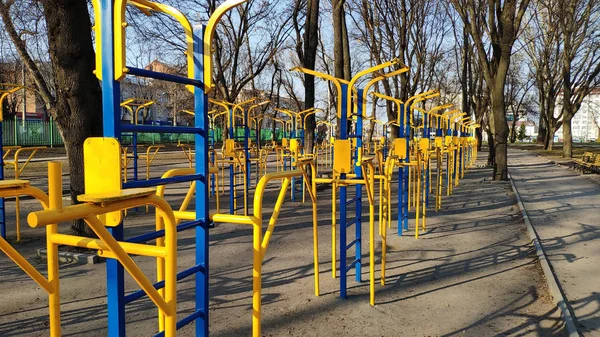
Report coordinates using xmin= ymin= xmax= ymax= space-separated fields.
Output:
xmin=260 ymin=178 xmax=290 ymax=259
xmin=49 ymin=233 xmax=167 ymax=258
xmin=204 ymin=0 xmax=250 ymax=91
xmin=46 ymin=161 xmax=62 ymax=337
xmin=0 ymin=238 xmax=53 ymax=292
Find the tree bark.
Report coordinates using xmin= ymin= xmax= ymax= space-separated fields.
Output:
xmin=490 ymin=86 xmax=509 ymax=180
xmin=302 ymin=0 xmax=320 ymax=154
xmin=41 ymin=0 xmax=103 ymax=236
xmin=562 ymin=115 xmax=573 ymax=157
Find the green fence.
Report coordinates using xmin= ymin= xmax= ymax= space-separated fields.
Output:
xmin=2 ymin=119 xmax=63 ymax=147
xmin=1 ymin=119 xmax=291 ymax=147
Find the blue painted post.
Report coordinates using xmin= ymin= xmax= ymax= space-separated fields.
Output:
xmin=397 ymin=103 xmax=406 ymax=236
xmin=244 ymin=109 xmax=250 ymax=189
xmin=403 ymin=104 xmax=410 ymax=231
xmin=291 ymin=116 xmax=297 ymax=202
xmin=229 ymin=108 xmax=235 ymax=214
xmin=194 ymin=26 xmax=210 ymax=336
xmin=339 ymin=83 xmax=348 ymax=298
xmin=0 ymin=121 xmax=5 ymax=239
xmin=424 ymin=113 xmax=430 ymax=207
xmin=100 ymin=1 xmax=126 ymax=335
xmin=354 ymin=90 xmax=363 ymax=282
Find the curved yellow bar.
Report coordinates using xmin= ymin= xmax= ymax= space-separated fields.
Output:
xmin=408 ymin=91 xmax=440 ymax=124
xmin=347 ymin=59 xmax=400 ymax=118
xmin=91 ymin=0 xmax=102 ymax=80
xmin=290 ymin=67 xmax=344 ymax=118
xmin=0 ymin=85 xmax=24 ymax=121
xmin=113 ymin=0 xmax=194 ymax=83
xmin=204 ymin=0 xmax=250 ymax=92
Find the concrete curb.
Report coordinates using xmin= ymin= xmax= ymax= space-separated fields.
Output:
xmin=508 ymin=173 xmax=580 ymax=337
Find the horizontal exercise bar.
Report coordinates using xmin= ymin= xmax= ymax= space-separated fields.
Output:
xmin=346 ymin=258 xmax=360 ymax=272
xmin=345 ymin=238 xmax=360 ymax=251
xmin=125 ymin=263 xmax=205 ymax=304
xmin=127 ymin=219 xmax=205 ymax=244
xmin=346 ymin=196 xmax=360 ymax=205
xmin=123 ymin=174 xmax=205 ymax=189
xmin=122 ymin=124 xmax=202 ymax=135
xmin=153 ymin=309 xmax=206 ymax=337
xmin=346 ymin=218 xmax=359 ymax=228
xmin=127 ymin=67 xmax=204 ymax=88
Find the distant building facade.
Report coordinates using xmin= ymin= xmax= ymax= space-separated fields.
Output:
xmin=555 ymin=88 xmax=600 ymax=142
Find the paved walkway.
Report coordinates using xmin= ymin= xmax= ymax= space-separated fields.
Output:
xmin=509 ymin=149 xmax=600 ymax=336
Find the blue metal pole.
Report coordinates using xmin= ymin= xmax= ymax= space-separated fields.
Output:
xmin=100 ymin=1 xmax=125 ymax=335
xmin=424 ymin=114 xmax=430 ymax=207
xmin=194 ymin=26 xmax=210 ymax=336
xmin=291 ymin=116 xmax=297 ymax=202
xmin=244 ymin=109 xmax=250 ymax=189
xmin=229 ymin=108 xmax=235 ymax=214
xmin=339 ymin=84 xmax=349 ymax=298
xmin=354 ymin=90 xmax=363 ymax=282
xmin=0 ymin=121 xmax=5 ymax=239
xmin=403 ymin=103 xmax=410 ymax=231
xmin=397 ymin=104 xmax=405 ymax=236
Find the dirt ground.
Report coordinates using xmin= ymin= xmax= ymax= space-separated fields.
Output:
xmin=0 ymin=152 xmax=566 ymax=336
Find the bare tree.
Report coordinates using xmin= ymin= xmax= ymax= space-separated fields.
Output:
xmin=0 ymin=0 xmax=103 ymax=236
xmin=450 ymin=0 xmax=531 ymax=180
xmin=522 ymin=1 xmax=563 ymax=150
xmin=551 ymin=0 xmax=600 ymax=157
xmin=349 ymin=0 xmax=449 ymax=137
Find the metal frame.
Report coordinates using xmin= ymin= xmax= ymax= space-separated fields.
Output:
xmin=93 ymin=0 xmax=247 ymax=335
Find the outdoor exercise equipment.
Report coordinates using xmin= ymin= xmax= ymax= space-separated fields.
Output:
xmin=88 ymin=0 xmax=249 ymax=335
xmin=293 ymin=59 xmax=408 ymax=306
xmin=0 ymin=84 xmax=48 ymax=241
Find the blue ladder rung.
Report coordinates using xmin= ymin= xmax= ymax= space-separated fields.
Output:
xmin=152 ymin=309 xmax=206 ymax=337
xmin=346 ymin=258 xmax=360 ymax=272
xmin=127 ymin=66 xmax=203 ymax=87
xmin=346 ymin=218 xmax=359 ymax=228
xmin=348 ymin=134 xmax=362 ymax=138
xmin=345 ymin=238 xmax=360 ymax=251
xmin=346 ymin=196 xmax=360 ymax=205
xmin=124 ymin=263 xmax=205 ymax=304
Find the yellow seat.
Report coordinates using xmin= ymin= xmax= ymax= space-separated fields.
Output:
xmin=0 ymin=180 xmax=30 ymax=189
xmin=77 ymin=188 xmax=156 ymax=204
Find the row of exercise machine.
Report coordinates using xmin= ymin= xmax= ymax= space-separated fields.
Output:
xmin=0 ymin=0 xmax=480 ymax=336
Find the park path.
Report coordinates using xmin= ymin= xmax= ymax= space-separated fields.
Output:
xmin=509 ymin=149 xmax=600 ymax=336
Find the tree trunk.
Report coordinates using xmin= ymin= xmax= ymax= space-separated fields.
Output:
xmin=490 ymin=85 xmax=509 ymax=180
xmin=562 ymin=115 xmax=573 ymax=158
xmin=546 ymin=117 xmax=555 ymax=150
xmin=41 ymin=0 xmax=103 ymax=236
xmin=303 ymin=0 xmax=320 ymax=154
xmin=476 ymin=127 xmax=483 ymax=152
xmin=486 ymin=127 xmax=495 ymax=167
xmin=537 ymin=90 xmax=547 ymax=145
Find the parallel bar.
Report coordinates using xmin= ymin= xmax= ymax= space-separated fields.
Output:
xmin=125 ymin=264 xmax=205 ymax=304
xmin=123 ymin=175 xmax=205 ymax=189
xmin=127 ymin=67 xmax=204 ymax=88
xmin=122 ymin=124 xmax=201 ymax=135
